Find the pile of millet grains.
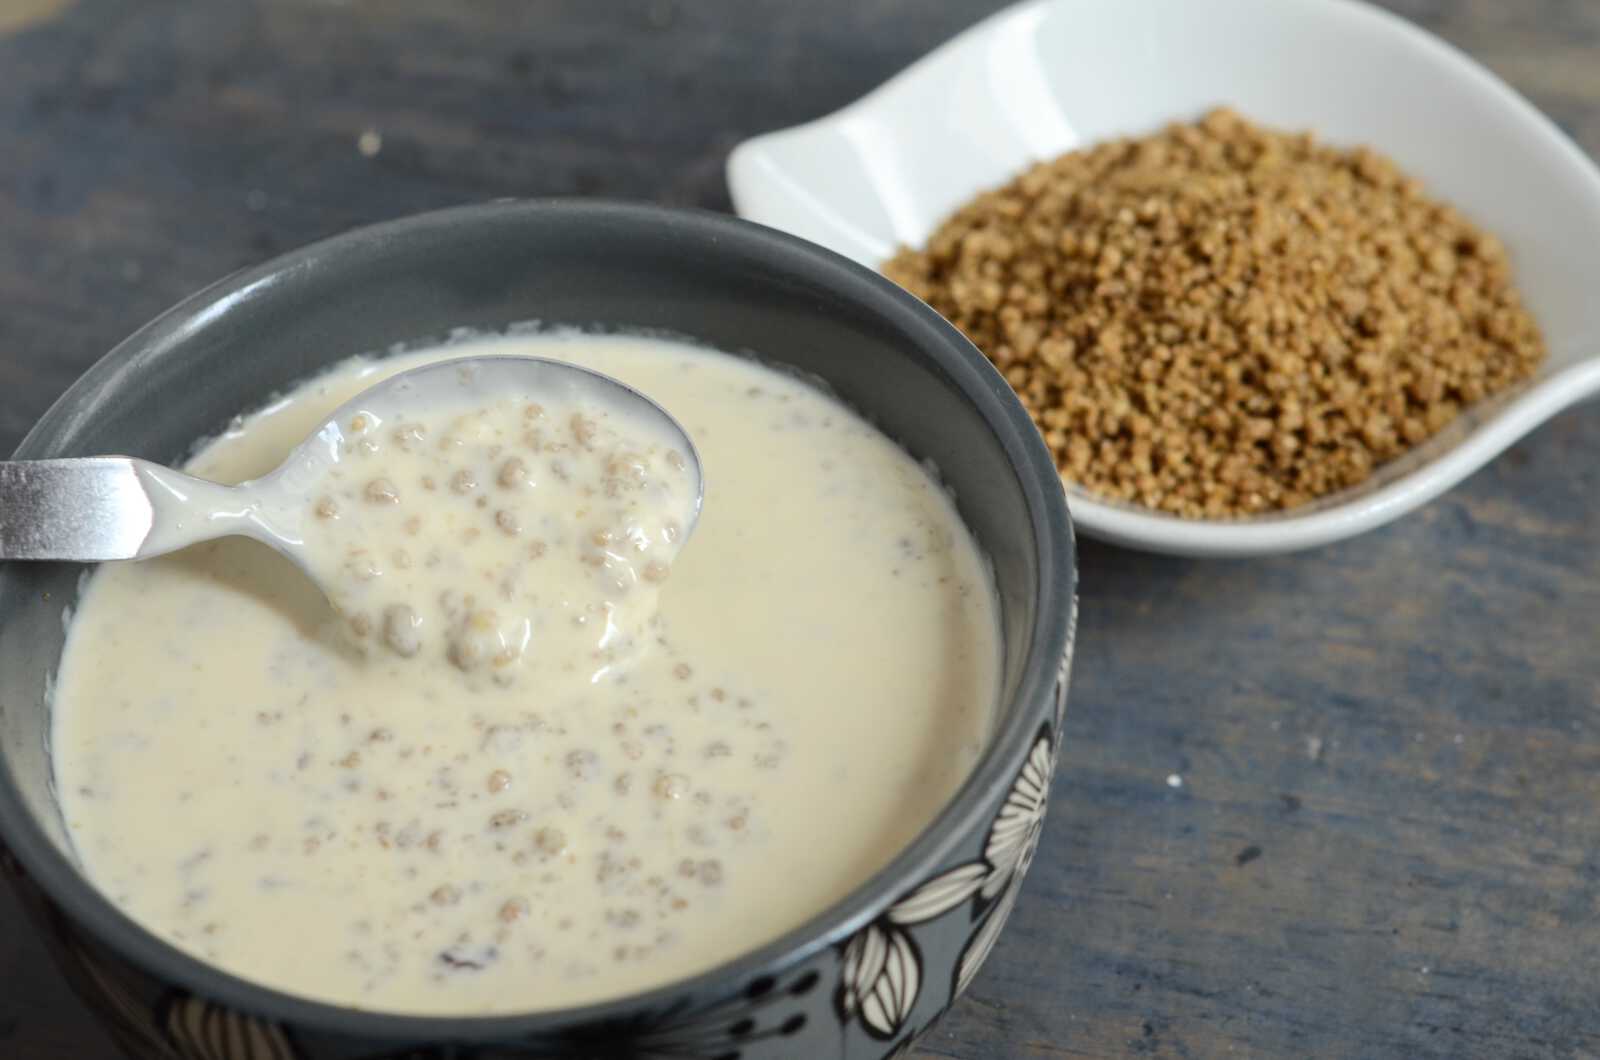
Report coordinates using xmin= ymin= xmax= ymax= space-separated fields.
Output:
xmin=884 ymin=108 xmax=1545 ymax=518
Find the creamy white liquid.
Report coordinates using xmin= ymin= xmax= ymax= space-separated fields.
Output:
xmin=294 ymin=366 xmax=699 ymax=692
xmin=51 ymin=333 xmax=1001 ymax=1014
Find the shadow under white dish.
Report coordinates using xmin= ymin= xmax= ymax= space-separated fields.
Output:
xmin=727 ymin=0 xmax=1600 ymax=557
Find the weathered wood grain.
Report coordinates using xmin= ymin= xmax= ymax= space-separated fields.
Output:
xmin=2 ymin=1 xmax=1599 ymax=1057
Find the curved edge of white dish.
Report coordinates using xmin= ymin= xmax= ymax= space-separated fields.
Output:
xmin=1068 ymin=360 xmax=1600 ymax=557
xmin=726 ymin=0 xmax=1600 ymax=556
xmin=726 ymin=0 xmax=1053 ymax=266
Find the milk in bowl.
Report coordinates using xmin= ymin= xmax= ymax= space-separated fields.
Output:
xmin=49 ymin=330 xmax=1003 ymax=1015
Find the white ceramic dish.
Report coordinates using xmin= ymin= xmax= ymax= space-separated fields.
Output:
xmin=727 ymin=0 xmax=1600 ymax=557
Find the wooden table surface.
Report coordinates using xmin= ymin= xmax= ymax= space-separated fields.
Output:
xmin=3 ymin=1 xmax=1600 ymax=1057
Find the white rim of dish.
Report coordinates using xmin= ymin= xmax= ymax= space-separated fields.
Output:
xmin=1069 ymin=357 xmax=1600 ymax=557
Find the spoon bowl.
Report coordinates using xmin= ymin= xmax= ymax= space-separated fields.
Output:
xmin=0 ymin=355 xmax=704 ymax=593
xmin=727 ymin=0 xmax=1600 ymax=556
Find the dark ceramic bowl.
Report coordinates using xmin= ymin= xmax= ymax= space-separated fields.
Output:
xmin=0 ymin=201 xmax=1076 ymax=1060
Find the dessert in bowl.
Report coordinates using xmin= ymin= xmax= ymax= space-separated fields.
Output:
xmin=0 ymin=201 xmax=1076 ymax=1059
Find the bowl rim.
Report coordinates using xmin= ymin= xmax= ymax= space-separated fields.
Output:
xmin=726 ymin=0 xmax=1600 ymax=557
xmin=0 ymin=198 xmax=1077 ymax=1041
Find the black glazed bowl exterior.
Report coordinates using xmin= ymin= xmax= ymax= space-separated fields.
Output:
xmin=0 ymin=201 xmax=1077 ymax=1060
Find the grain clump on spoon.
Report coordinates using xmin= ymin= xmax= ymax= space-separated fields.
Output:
xmin=885 ymin=107 xmax=1546 ymax=517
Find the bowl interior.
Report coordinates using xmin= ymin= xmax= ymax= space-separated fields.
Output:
xmin=728 ymin=0 xmax=1600 ymax=552
xmin=0 ymin=201 xmax=1072 ymax=1031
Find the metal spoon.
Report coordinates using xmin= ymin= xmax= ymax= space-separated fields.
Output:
xmin=0 ymin=357 xmax=703 ymax=588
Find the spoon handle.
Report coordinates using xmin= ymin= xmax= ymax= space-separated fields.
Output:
xmin=0 ymin=458 xmax=154 ymax=561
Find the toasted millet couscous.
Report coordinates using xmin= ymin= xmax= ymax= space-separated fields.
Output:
xmin=885 ymin=108 xmax=1546 ymax=518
